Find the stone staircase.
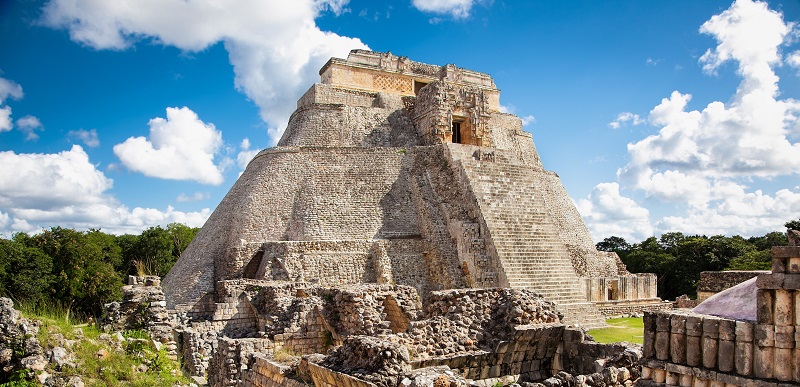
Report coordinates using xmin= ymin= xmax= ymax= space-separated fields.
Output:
xmin=446 ymin=144 xmax=606 ymax=329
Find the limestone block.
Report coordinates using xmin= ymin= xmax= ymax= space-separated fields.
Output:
xmin=670 ymin=314 xmax=687 ymax=364
xmin=643 ymin=312 xmax=657 ymax=359
xmin=702 ymin=317 xmax=719 ymax=369
xmin=685 ymin=315 xmax=703 ymax=367
xmin=757 ymin=289 xmax=774 ymax=324
xmin=666 ymin=371 xmax=679 ymax=386
xmin=656 ymin=313 xmax=672 ymax=361
xmin=679 ymin=373 xmax=692 ymax=387
xmin=653 ymin=368 xmax=666 ymax=383
xmin=790 ymin=257 xmax=800 ymax=274
xmin=717 ymin=319 xmax=735 ymax=373
xmin=775 ymin=289 xmax=794 ymax=326
xmin=774 ymin=347 xmax=793 ymax=382
xmin=735 ymin=321 xmax=753 ymax=376
xmin=754 ymin=346 xmax=775 ymax=380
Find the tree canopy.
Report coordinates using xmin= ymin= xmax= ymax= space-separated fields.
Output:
xmin=0 ymin=223 xmax=199 ymax=318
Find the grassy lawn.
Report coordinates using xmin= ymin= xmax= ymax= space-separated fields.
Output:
xmin=587 ymin=317 xmax=644 ymax=344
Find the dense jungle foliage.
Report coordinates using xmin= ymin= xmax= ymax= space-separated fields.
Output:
xmin=0 ymin=223 xmax=199 ymax=319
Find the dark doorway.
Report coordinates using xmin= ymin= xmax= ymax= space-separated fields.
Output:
xmin=414 ymin=81 xmax=429 ymax=95
xmin=452 ymin=122 xmax=462 ymax=143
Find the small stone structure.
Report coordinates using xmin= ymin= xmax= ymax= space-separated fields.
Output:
xmin=102 ymin=275 xmax=180 ymax=360
xmin=696 ymin=271 xmax=770 ymax=302
xmin=638 ymin=233 xmax=800 ymax=386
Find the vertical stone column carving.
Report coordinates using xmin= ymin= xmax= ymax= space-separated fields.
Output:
xmin=753 ymin=323 xmax=775 ymax=379
xmin=735 ymin=321 xmax=753 ymax=376
xmin=670 ymin=314 xmax=687 ymax=364
xmin=656 ymin=313 xmax=671 ymax=361
xmin=702 ymin=316 xmax=719 ymax=369
xmin=717 ymin=319 xmax=736 ymax=373
xmin=643 ymin=312 xmax=656 ymax=360
xmin=685 ymin=315 xmax=703 ymax=367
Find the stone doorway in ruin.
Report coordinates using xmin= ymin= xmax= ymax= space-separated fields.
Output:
xmin=452 ymin=121 xmax=463 ymax=144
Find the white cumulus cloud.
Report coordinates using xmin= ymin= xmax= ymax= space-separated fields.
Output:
xmin=236 ymin=138 xmax=261 ymax=169
xmin=412 ymin=0 xmax=476 ymax=19
xmin=608 ymin=112 xmax=645 ymax=129
xmin=15 ymin=115 xmax=43 ymax=140
xmin=579 ymin=0 xmax=800 ymax=241
xmin=68 ymin=128 xmax=100 ymax=147
xmin=0 ymin=145 xmax=211 ymax=237
xmin=41 ymin=0 xmax=368 ymax=144
xmin=0 ymin=75 xmax=24 ymax=133
xmin=576 ymin=182 xmax=653 ymax=242
xmin=113 ymin=107 xmax=226 ymax=185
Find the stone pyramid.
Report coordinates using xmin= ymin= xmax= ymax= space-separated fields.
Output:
xmin=163 ymin=50 xmax=636 ymax=328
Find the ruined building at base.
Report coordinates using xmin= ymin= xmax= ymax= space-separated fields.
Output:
xmin=160 ymin=51 xmax=669 ymax=385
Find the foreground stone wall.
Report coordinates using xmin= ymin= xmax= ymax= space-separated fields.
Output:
xmin=638 ymin=236 xmax=800 ymax=386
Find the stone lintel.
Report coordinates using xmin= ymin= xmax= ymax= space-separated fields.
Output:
xmin=757 ymin=273 xmax=800 ymax=289
xmin=772 ymin=246 xmax=800 ymax=259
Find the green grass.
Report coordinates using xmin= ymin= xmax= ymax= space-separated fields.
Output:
xmin=12 ymin=302 xmax=191 ymax=387
xmin=588 ymin=317 xmax=644 ymax=344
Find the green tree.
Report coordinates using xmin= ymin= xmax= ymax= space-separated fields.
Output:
xmin=747 ymin=231 xmax=787 ymax=251
xmin=25 ymin=227 xmax=121 ymax=316
xmin=727 ymin=249 xmax=771 ymax=270
xmin=0 ymin=238 xmax=53 ymax=305
xmin=786 ymin=219 xmax=800 ymax=231
xmin=596 ymin=236 xmax=630 ymax=253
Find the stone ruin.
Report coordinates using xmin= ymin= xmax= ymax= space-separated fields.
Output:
xmin=639 ymin=231 xmax=800 ymax=386
xmin=155 ymin=50 xmax=671 ymax=385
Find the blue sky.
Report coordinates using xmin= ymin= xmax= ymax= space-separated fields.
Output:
xmin=0 ymin=0 xmax=799 ymax=242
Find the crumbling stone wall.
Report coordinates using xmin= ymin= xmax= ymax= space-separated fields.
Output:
xmin=102 ymin=275 xmax=179 ymax=359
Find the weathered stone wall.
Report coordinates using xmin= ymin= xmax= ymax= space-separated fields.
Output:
xmin=486 ymin=113 xmax=541 ymax=168
xmin=241 ymin=355 xmax=309 ymax=387
xmin=281 ymin=99 xmax=419 ymax=148
xmin=558 ymin=327 xmax=642 ymax=380
xmin=696 ymin=270 xmax=768 ymax=301
xmin=638 ymin=239 xmax=800 ymax=386
xmin=164 ymin=146 xmax=416 ymax=311
xmin=102 ymin=276 xmax=179 ymax=359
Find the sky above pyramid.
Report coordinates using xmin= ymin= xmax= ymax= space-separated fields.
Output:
xmin=1 ymin=0 xmax=799 ymax=242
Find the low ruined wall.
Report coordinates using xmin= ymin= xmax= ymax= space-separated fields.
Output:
xmin=411 ymin=324 xmax=564 ymax=382
xmin=241 ymin=355 xmax=309 ymax=387
xmin=593 ymin=299 xmax=673 ymax=317
xmin=208 ymin=337 xmax=274 ymax=387
xmin=638 ymin=310 xmax=797 ymax=386
xmin=696 ymin=270 xmax=768 ymax=301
